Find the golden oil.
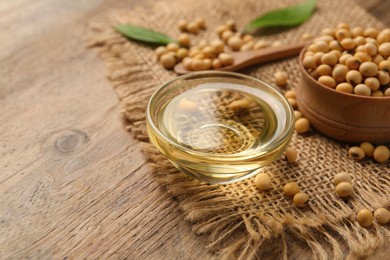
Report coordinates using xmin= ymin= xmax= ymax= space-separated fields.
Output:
xmin=158 ymin=84 xmax=277 ymax=155
xmin=147 ymin=72 xmax=294 ymax=184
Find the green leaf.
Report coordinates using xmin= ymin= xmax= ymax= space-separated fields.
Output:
xmin=244 ymin=0 xmax=317 ymax=32
xmin=115 ymin=24 xmax=175 ymax=45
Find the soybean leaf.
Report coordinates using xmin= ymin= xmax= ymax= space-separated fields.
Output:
xmin=244 ymin=0 xmax=317 ymax=32
xmin=115 ymin=24 xmax=175 ymax=45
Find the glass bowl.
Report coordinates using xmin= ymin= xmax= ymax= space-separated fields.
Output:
xmin=146 ymin=71 xmax=294 ymax=184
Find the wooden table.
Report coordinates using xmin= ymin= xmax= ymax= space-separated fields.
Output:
xmin=1 ymin=1 xmax=389 ymax=259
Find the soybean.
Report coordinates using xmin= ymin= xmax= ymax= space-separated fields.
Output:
xmin=364 ymin=77 xmax=380 ymax=91
xmin=283 ymin=182 xmax=299 ymax=197
xmin=378 ymin=42 xmax=390 ymax=56
xmin=303 ymin=56 xmax=316 ymax=69
xmin=332 ymin=65 xmax=348 ymax=82
xmin=316 ymin=64 xmax=332 ymax=76
xmin=160 ymin=53 xmax=176 ymax=69
xmin=360 ymin=142 xmax=374 ymax=157
xmin=178 ymin=33 xmax=191 ymax=47
xmin=274 ymin=71 xmax=288 ymax=87
xmin=357 ymin=209 xmax=374 ymax=228
xmin=346 ymin=70 xmax=363 ymax=85
xmin=285 ymin=148 xmax=298 ymax=163
xmin=335 ymin=182 xmax=354 ymax=197
xmin=284 ymin=182 xmax=300 ymax=196
xmin=321 ymin=53 xmax=338 ymax=66
xmin=295 ymin=118 xmax=310 ymax=134
xmin=348 ymin=146 xmax=365 ymax=160
xmin=318 ymin=75 xmax=336 ymax=88
xmin=374 ymin=208 xmax=390 ymax=225
xmin=218 ymin=53 xmax=234 ymax=66
xmin=359 ymin=62 xmax=378 ymax=77
xmin=255 ymin=173 xmax=272 ymax=191
xmin=336 ymin=82 xmax=353 ymax=93
xmin=227 ymin=36 xmax=243 ymax=51
xmin=373 ymin=145 xmax=390 ymax=163
xmin=354 ymin=84 xmax=371 ymax=96
xmin=293 ymin=192 xmax=310 ymax=208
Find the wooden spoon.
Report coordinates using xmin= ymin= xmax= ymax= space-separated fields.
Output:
xmin=174 ymin=41 xmax=307 ymax=75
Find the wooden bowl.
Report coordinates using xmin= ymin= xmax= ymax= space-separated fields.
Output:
xmin=297 ymin=45 xmax=390 ymax=144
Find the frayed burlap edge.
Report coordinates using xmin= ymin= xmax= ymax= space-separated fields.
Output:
xmin=86 ymin=0 xmax=390 ymax=259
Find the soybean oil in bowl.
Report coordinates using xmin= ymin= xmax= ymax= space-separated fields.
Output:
xmin=146 ymin=72 xmax=294 ymax=184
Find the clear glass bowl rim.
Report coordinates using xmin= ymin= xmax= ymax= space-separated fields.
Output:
xmin=146 ymin=71 xmax=294 ymax=161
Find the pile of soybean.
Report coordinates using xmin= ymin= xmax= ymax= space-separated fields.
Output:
xmin=302 ymin=23 xmax=390 ymax=97
xmin=155 ymin=18 xmax=284 ymax=71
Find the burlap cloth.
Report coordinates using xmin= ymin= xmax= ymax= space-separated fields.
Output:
xmin=86 ymin=0 xmax=390 ymax=258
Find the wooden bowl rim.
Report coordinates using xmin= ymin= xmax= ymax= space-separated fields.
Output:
xmin=298 ymin=43 xmax=390 ymax=100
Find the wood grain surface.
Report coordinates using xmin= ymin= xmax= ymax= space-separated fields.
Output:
xmin=0 ymin=0 xmax=389 ymax=259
